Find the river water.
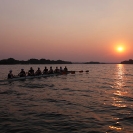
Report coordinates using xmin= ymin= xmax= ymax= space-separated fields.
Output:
xmin=0 ymin=64 xmax=133 ymax=133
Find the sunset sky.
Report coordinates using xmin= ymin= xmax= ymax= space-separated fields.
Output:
xmin=0 ymin=0 xmax=133 ymax=63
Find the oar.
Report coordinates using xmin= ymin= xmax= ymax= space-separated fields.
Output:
xmin=76 ymin=70 xmax=89 ymax=73
xmin=75 ymin=70 xmax=90 ymax=73
xmin=71 ymin=70 xmax=83 ymax=73
xmin=61 ymin=71 xmax=76 ymax=74
xmin=70 ymin=71 xmax=75 ymax=74
xmin=69 ymin=70 xmax=89 ymax=73
xmin=86 ymin=70 xmax=89 ymax=72
xmin=68 ymin=70 xmax=82 ymax=74
xmin=68 ymin=70 xmax=89 ymax=74
xmin=61 ymin=72 xmax=68 ymax=74
xmin=70 ymin=70 xmax=83 ymax=74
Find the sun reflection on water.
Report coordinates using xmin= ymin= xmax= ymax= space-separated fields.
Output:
xmin=111 ymin=64 xmax=127 ymax=109
xmin=115 ymin=64 xmax=125 ymax=89
xmin=113 ymin=64 xmax=127 ymax=95
xmin=109 ymin=125 xmax=122 ymax=131
xmin=110 ymin=64 xmax=127 ymax=132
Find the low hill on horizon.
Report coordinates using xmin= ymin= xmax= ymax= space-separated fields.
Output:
xmin=121 ymin=59 xmax=133 ymax=64
xmin=0 ymin=58 xmax=72 ymax=65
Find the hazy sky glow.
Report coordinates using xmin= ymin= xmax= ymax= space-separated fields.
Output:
xmin=0 ymin=0 xmax=133 ymax=62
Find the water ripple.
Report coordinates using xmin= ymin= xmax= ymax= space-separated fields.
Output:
xmin=0 ymin=64 xmax=133 ymax=132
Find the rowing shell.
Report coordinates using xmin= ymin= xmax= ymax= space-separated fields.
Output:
xmin=0 ymin=73 xmax=59 ymax=82
xmin=0 ymin=70 xmax=85 ymax=82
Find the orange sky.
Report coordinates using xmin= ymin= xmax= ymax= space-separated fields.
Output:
xmin=0 ymin=0 xmax=133 ymax=63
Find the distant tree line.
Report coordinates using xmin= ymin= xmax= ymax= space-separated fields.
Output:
xmin=1 ymin=58 xmax=131 ymax=64
xmin=84 ymin=61 xmax=105 ymax=64
xmin=0 ymin=58 xmax=72 ymax=65
xmin=121 ymin=59 xmax=133 ymax=64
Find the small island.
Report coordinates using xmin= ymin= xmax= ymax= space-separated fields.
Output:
xmin=0 ymin=58 xmax=72 ymax=65
xmin=121 ymin=59 xmax=133 ymax=64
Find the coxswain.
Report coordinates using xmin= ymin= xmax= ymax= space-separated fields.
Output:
xmin=54 ymin=67 xmax=59 ymax=73
xmin=35 ymin=67 xmax=42 ymax=75
xmin=48 ymin=66 xmax=54 ymax=74
xmin=43 ymin=67 xmax=48 ymax=74
xmin=28 ymin=67 xmax=34 ymax=76
xmin=18 ymin=69 xmax=26 ymax=77
xmin=8 ymin=70 xmax=14 ymax=79
xmin=64 ymin=66 xmax=68 ymax=72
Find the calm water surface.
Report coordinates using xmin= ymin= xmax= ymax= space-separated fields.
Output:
xmin=0 ymin=64 xmax=133 ymax=133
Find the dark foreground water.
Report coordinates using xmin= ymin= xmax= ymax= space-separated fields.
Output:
xmin=0 ymin=64 xmax=133 ymax=133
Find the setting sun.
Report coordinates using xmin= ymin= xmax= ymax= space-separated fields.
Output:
xmin=113 ymin=42 xmax=127 ymax=54
xmin=117 ymin=46 xmax=124 ymax=52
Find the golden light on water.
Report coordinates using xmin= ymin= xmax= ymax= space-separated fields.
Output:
xmin=113 ymin=90 xmax=127 ymax=96
xmin=112 ymin=65 xmax=126 ymax=107
xmin=115 ymin=64 xmax=124 ymax=88
xmin=109 ymin=126 xmax=122 ymax=131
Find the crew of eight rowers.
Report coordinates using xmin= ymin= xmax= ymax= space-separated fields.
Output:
xmin=8 ymin=66 xmax=68 ymax=79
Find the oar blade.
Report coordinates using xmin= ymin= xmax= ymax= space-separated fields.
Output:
xmin=71 ymin=71 xmax=75 ymax=74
